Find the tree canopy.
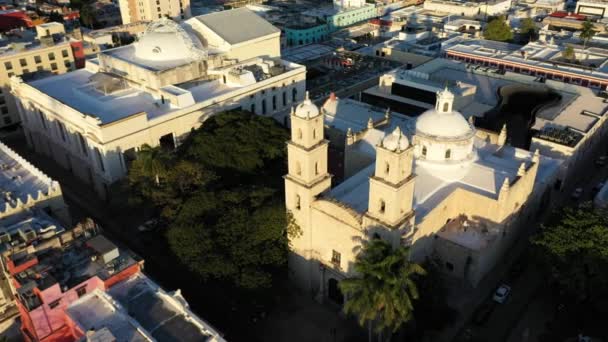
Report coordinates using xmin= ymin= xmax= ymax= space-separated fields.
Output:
xmin=128 ymin=110 xmax=298 ymax=290
xmin=484 ymin=16 xmax=513 ymax=42
xmin=339 ymin=239 xmax=425 ymax=336
xmin=519 ymin=17 xmax=537 ymax=42
xmin=580 ymin=20 xmax=596 ymax=49
xmin=531 ymin=204 xmax=608 ymax=303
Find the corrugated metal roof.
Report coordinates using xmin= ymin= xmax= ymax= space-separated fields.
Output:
xmin=194 ymin=8 xmax=279 ymax=45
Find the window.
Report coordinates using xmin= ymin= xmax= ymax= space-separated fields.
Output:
xmin=282 ymin=91 xmax=286 ymax=106
xmin=34 ymin=56 xmax=41 ymax=64
xmin=331 ymin=250 xmax=341 ymax=266
xmin=384 ymin=162 xmax=390 ymax=175
xmin=51 ymin=63 xmax=57 ymax=71
xmin=77 ymin=133 xmax=88 ymax=156
xmin=95 ymin=148 xmax=105 ymax=172
xmin=262 ymin=99 xmax=266 ymax=115
xmin=422 ymin=146 xmax=427 ymax=156
xmin=3 ymin=117 xmax=11 ymax=125
xmin=314 ymin=162 xmax=319 ymax=175
xmin=22 ymin=69 xmax=29 ymax=74
xmin=295 ymin=194 xmax=301 ymax=210
xmin=49 ymin=299 xmax=61 ymax=309
xmin=445 ymin=149 xmax=451 ymax=159
xmin=4 ymin=62 xmax=12 ymax=70
xmin=1 ymin=107 xmax=7 ymax=115
xmin=250 ymin=103 xmax=255 ymax=113
xmin=442 ymin=102 xmax=449 ymax=112
xmin=445 ymin=262 xmax=454 ymax=271
xmin=292 ymin=88 xmax=297 ymax=102
xmin=0 ymin=97 xmax=4 ymax=105
xmin=312 ymin=129 xmax=316 ymax=139
xmin=272 ymin=95 xmax=276 ymax=110
xmin=19 ymin=58 xmax=27 ymax=67
xmin=76 ymin=286 xmax=87 ymax=298
xmin=56 ymin=121 xmax=66 ymax=142
xmin=37 ymin=66 xmax=43 ymax=72
xmin=64 ymin=61 xmax=71 ymax=68
xmin=379 ymin=199 xmax=386 ymax=214
xmin=48 ymin=52 xmax=55 ymax=61
xmin=38 ymin=110 xmax=47 ymax=129
xmin=297 ymin=128 xmax=302 ymax=140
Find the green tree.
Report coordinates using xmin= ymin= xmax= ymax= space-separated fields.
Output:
xmin=562 ymin=45 xmax=576 ymax=62
xmin=531 ymin=204 xmax=608 ymax=303
xmin=580 ymin=19 xmax=596 ymax=51
xmin=484 ymin=16 xmax=513 ymax=42
xmin=520 ymin=17 xmax=536 ymax=42
xmin=129 ymin=144 xmax=170 ymax=186
xmin=339 ymin=239 xmax=426 ymax=341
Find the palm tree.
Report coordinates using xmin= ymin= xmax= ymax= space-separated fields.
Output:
xmin=135 ymin=144 xmax=170 ymax=186
xmin=580 ymin=19 xmax=596 ymax=57
xmin=339 ymin=239 xmax=426 ymax=342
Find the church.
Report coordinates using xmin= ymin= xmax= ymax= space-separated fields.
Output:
xmin=284 ymin=89 xmax=561 ymax=303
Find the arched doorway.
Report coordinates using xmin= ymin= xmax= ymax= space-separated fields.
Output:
xmin=328 ymin=278 xmax=344 ymax=305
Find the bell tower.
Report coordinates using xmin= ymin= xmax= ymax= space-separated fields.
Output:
xmin=367 ymin=127 xmax=416 ymax=228
xmin=284 ymin=92 xmax=332 ymax=288
xmin=436 ymin=86 xmax=454 ymax=114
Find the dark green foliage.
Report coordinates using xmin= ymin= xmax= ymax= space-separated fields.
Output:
xmin=519 ymin=17 xmax=536 ymax=41
xmin=531 ymin=204 xmax=608 ymax=303
xmin=484 ymin=16 xmax=513 ymax=42
xmin=127 ymin=110 xmax=297 ymax=290
xmin=339 ymin=239 xmax=426 ymax=334
xmin=413 ymin=259 xmax=457 ymax=332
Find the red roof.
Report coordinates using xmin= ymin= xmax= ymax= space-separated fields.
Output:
xmin=549 ymin=11 xmax=587 ymax=20
xmin=370 ymin=18 xmax=393 ymax=26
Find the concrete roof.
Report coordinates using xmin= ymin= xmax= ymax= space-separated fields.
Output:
xmin=193 ymin=8 xmax=280 ymax=45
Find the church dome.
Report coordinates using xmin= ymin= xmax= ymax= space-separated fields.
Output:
xmin=382 ymin=126 xmax=409 ymax=151
xmin=134 ymin=19 xmax=205 ymax=63
xmin=294 ymin=92 xmax=320 ymax=119
xmin=415 ymin=108 xmax=474 ymax=140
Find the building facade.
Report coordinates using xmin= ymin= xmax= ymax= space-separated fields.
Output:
xmin=118 ymin=0 xmax=191 ymax=24
xmin=12 ymin=10 xmax=306 ymax=199
xmin=285 ymin=89 xmax=560 ymax=302
xmin=285 ymin=22 xmax=329 ymax=47
xmin=0 ymin=23 xmax=81 ymax=128
xmin=423 ymin=0 xmax=512 ymax=17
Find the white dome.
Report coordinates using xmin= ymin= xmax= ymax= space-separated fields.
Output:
xmin=415 ymin=108 xmax=474 ymax=140
xmin=134 ymin=31 xmax=192 ymax=62
xmin=294 ymin=92 xmax=320 ymax=119
xmin=382 ymin=127 xmax=409 ymax=151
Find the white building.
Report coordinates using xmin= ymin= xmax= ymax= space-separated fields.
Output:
xmin=423 ymin=0 xmax=512 ymax=17
xmin=575 ymin=0 xmax=608 ymax=18
xmin=118 ymin=0 xmax=191 ymax=24
xmin=285 ymin=89 xmax=560 ymax=299
xmin=0 ymin=141 xmax=69 ymax=224
xmin=12 ymin=9 xmax=306 ymax=199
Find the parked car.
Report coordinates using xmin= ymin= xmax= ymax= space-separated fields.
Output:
xmin=593 ymin=182 xmax=605 ymax=194
xmin=493 ymin=284 xmax=511 ymax=304
xmin=571 ymin=187 xmax=584 ymax=199
xmin=138 ymin=219 xmax=159 ymax=232
xmin=595 ymin=156 xmax=607 ymax=166
xmin=473 ymin=302 xmax=495 ymax=325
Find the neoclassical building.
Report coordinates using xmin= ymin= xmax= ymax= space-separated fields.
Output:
xmin=12 ymin=9 xmax=306 ymax=198
xmin=285 ymin=90 xmax=560 ymax=303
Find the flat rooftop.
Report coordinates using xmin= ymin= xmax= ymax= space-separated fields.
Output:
xmin=108 ymin=274 xmax=224 ymax=342
xmin=0 ymin=142 xmax=59 ymax=214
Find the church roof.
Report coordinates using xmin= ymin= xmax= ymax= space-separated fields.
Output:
xmin=415 ymin=107 xmax=474 ymax=140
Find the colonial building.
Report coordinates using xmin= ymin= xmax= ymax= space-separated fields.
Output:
xmin=118 ymin=0 xmax=191 ymax=24
xmin=12 ymin=9 xmax=306 ymax=198
xmin=285 ymin=89 xmax=560 ymax=302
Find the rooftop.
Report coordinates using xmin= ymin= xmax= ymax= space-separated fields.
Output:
xmin=0 ymin=141 xmax=61 ymax=217
xmin=191 ymin=8 xmax=280 ymax=45
xmin=108 ymin=273 xmax=225 ymax=342
xmin=0 ymin=28 xmax=71 ymax=58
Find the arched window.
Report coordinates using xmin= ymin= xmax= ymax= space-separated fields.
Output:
xmin=296 ymin=162 xmax=301 ymax=176
xmin=379 ymin=199 xmax=386 ymax=214
xmin=443 ymin=102 xmax=449 ymax=112
xmin=445 ymin=149 xmax=451 ymax=159
xmin=292 ymin=88 xmax=298 ymax=102
xmin=384 ymin=162 xmax=390 ymax=175
xmin=314 ymin=162 xmax=319 ymax=175
xmin=422 ymin=146 xmax=427 ymax=156
xmin=295 ymin=195 xmax=301 ymax=210
xmin=297 ymin=128 xmax=303 ymax=140
xmin=313 ymin=129 xmax=316 ymax=139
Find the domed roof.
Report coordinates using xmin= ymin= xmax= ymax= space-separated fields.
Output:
xmin=134 ymin=19 xmax=205 ymax=62
xmin=294 ymin=92 xmax=320 ymax=119
xmin=415 ymin=108 xmax=474 ymax=140
xmin=382 ymin=127 xmax=409 ymax=151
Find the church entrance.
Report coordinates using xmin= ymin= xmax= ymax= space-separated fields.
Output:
xmin=327 ymin=278 xmax=344 ymax=305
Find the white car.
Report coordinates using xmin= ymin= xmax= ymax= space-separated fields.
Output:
xmin=571 ymin=188 xmax=583 ymax=199
xmin=493 ymin=284 xmax=511 ymax=304
xmin=137 ymin=219 xmax=158 ymax=232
